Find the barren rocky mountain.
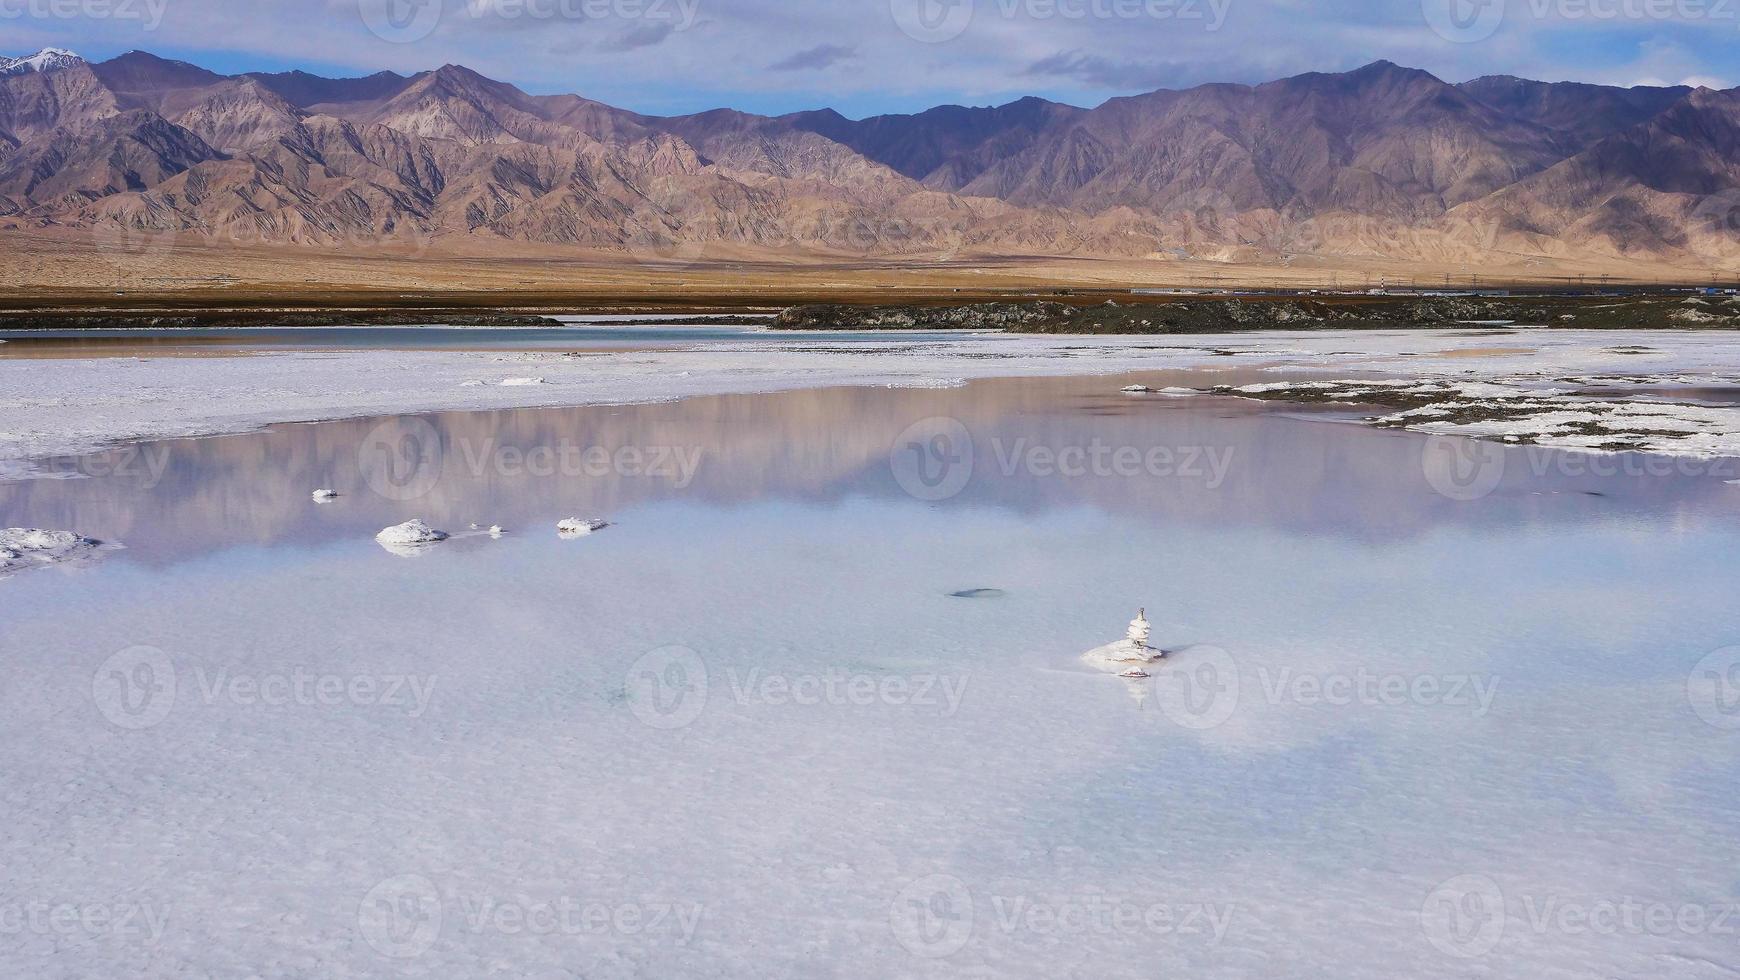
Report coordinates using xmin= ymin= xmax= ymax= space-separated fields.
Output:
xmin=3 ymin=48 xmax=1739 ymax=265
xmin=1447 ymin=86 xmax=1740 ymax=260
xmin=1455 ymin=75 xmax=1692 ymax=151
xmin=785 ymin=96 xmax=1089 ymax=191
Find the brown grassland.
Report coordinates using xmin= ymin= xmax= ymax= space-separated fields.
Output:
xmin=1 ymin=230 xmax=1726 ymax=318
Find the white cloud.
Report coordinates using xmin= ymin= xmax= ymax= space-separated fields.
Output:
xmin=14 ymin=0 xmax=1735 ymax=116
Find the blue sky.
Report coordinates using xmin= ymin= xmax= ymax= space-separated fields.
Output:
xmin=4 ymin=0 xmax=1738 ymax=117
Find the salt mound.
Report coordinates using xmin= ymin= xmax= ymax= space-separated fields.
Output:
xmin=376 ymin=520 xmax=449 ymax=545
xmin=1122 ymin=385 xmax=1158 ymax=394
xmin=500 ymin=377 xmax=546 ymax=387
xmin=557 ymin=518 xmax=610 ymax=538
xmin=312 ymin=489 xmax=340 ymax=502
xmin=0 ymin=528 xmax=105 ymax=576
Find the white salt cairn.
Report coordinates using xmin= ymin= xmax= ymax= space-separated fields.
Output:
xmin=1115 ymin=610 xmax=1157 ymax=677
xmin=312 ymin=489 xmax=340 ymax=502
xmin=1082 ymin=608 xmax=1164 ymax=673
xmin=375 ymin=520 xmax=449 ymax=557
xmin=1126 ymin=608 xmax=1152 ymax=651
xmin=557 ymin=518 xmax=610 ymax=539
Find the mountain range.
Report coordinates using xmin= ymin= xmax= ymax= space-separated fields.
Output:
xmin=3 ymin=47 xmax=1738 ymax=266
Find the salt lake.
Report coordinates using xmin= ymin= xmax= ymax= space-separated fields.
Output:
xmin=4 ymin=368 xmax=1739 ymax=977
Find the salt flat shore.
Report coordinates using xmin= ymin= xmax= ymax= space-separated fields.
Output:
xmin=4 ymin=328 xmax=1740 ymax=472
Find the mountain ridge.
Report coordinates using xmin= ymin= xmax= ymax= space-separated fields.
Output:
xmin=3 ymin=47 xmax=1738 ymax=264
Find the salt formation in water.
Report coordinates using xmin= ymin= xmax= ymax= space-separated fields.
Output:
xmin=377 ymin=520 xmax=449 ymax=545
xmin=558 ymin=518 xmax=610 ymax=538
xmin=375 ymin=520 xmax=450 ymax=557
xmin=1082 ymin=609 xmax=1165 ymax=677
xmin=0 ymin=528 xmax=105 ymax=576
xmin=1123 ymin=385 xmax=1158 ymax=394
xmin=312 ymin=489 xmax=340 ymax=502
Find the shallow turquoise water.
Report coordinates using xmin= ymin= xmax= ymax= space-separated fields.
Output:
xmin=0 ymin=321 xmax=994 ymax=353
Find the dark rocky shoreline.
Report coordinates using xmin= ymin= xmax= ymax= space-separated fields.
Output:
xmin=6 ymin=295 xmax=1738 ymax=333
xmin=772 ymin=296 xmax=1740 ymax=333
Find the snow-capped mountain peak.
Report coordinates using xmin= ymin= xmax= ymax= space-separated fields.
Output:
xmin=0 ymin=48 xmax=85 ymax=77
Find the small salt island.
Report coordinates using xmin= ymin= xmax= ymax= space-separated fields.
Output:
xmin=557 ymin=518 xmax=610 ymax=538
xmin=1082 ymin=609 xmax=1165 ymax=678
xmin=375 ymin=520 xmax=449 ymax=557
xmin=0 ymin=528 xmax=106 ymax=577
